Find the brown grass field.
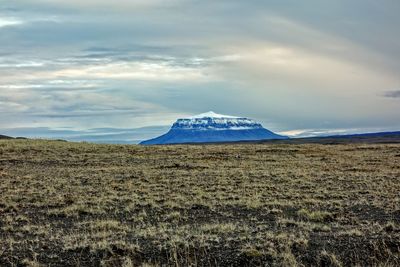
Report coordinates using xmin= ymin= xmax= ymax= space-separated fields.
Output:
xmin=0 ymin=139 xmax=399 ymax=266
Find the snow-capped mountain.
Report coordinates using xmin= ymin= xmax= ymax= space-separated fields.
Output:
xmin=140 ymin=111 xmax=288 ymax=145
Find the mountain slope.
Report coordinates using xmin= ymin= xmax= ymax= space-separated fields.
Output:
xmin=140 ymin=111 xmax=288 ymax=145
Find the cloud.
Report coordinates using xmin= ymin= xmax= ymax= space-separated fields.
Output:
xmin=0 ymin=51 xmax=214 ymax=85
xmin=0 ymin=17 xmax=23 ymax=28
xmin=384 ymin=90 xmax=400 ymax=98
xmin=1 ymin=0 xmax=400 ymax=136
xmin=0 ymin=100 xmax=29 ymax=112
xmin=280 ymin=125 xmax=400 ymax=138
xmin=281 ymin=128 xmax=358 ymax=138
xmin=20 ymin=0 xmax=183 ymax=11
xmin=51 ymin=61 xmax=211 ymax=81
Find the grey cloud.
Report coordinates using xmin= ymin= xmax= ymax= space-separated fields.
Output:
xmin=384 ymin=90 xmax=400 ymax=98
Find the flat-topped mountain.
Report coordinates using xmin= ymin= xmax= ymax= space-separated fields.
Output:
xmin=140 ymin=111 xmax=288 ymax=145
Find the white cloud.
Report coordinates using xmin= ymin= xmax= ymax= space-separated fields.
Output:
xmin=0 ymin=17 xmax=23 ymax=28
xmin=52 ymin=61 xmax=211 ymax=81
xmin=280 ymin=128 xmax=351 ymax=138
xmin=280 ymin=126 xmax=400 ymax=138
xmin=0 ymin=101 xmax=29 ymax=112
xmin=22 ymin=0 xmax=183 ymax=10
xmin=0 ymin=57 xmax=213 ymax=84
xmin=219 ymin=43 xmax=398 ymax=92
xmin=0 ymin=80 xmax=100 ymax=90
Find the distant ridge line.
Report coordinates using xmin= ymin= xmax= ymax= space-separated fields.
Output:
xmin=144 ymin=131 xmax=400 ymax=145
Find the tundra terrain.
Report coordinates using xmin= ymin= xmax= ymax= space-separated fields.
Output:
xmin=0 ymin=140 xmax=399 ymax=266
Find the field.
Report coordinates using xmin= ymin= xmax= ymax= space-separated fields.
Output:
xmin=0 ymin=140 xmax=399 ymax=266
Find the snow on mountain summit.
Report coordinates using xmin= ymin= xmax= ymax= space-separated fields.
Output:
xmin=174 ymin=111 xmax=262 ymax=131
xmin=187 ymin=111 xmax=239 ymax=119
xmin=140 ymin=111 xmax=288 ymax=145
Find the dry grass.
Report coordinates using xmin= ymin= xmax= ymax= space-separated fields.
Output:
xmin=0 ymin=139 xmax=399 ymax=266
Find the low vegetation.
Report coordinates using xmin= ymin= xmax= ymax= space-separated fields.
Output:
xmin=0 ymin=139 xmax=399 ymax=266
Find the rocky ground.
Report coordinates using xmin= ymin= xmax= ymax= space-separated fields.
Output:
xmin=0 ymin=140 xmax=399 ymax=266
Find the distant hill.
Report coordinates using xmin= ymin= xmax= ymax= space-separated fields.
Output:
xmin=256 ymin=131 xmax=400 ymax=144
xmin=183 ymin=131 xmax=400 ymax=145
xmin=0 ymin=126 xmax=169 ymax=144
xmin=0 ymin=135 xmax=13 ymax=139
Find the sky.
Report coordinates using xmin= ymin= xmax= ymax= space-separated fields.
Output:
xmin=1 ymin=0 xmax=399 ymax=142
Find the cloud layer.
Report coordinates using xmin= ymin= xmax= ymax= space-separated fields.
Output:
xmin=1 ymin=0 xmax=399 ymax=139
xmin=384 ymin=90 xmax=400 ymax=98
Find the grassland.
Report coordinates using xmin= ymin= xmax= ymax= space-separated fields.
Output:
xmin=0 ymin=139 xmax=399 ymax=266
